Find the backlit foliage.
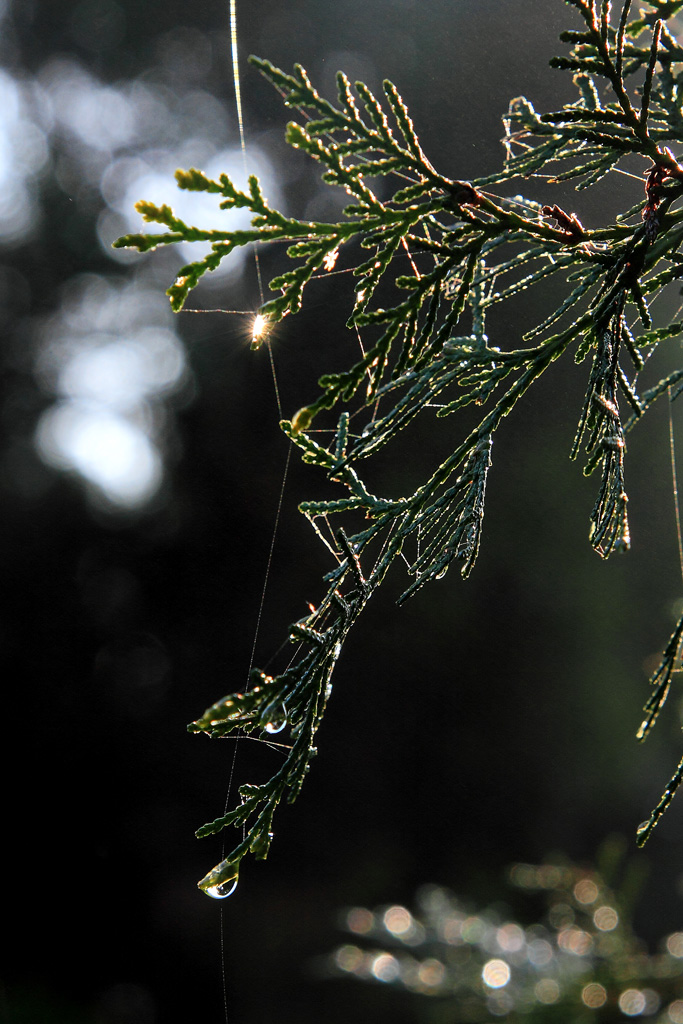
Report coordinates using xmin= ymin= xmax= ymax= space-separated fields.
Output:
xmin=330 ymin=852 xmax=683 ymax=1021
xmin=117 ymin=0 xmax=683 ymax=895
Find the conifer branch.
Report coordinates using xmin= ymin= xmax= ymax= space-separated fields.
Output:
xmin=116 ymin=1 xmax=683 ymax=890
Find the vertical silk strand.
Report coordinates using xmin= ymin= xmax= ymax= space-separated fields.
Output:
xmin=668 ymin=386 xmax=683 ymax=585
xmin=217 ymin=25 xmax=291 ymax=1021
xmin=230 ymin=0 xmax=264 ymax=302
xmin=228 ymin=0 xmax=288 ymax=679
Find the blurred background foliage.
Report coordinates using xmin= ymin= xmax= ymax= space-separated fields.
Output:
xmin=2 ymin=1 xmax=683 ymax=1022
xmin=327 ymin=847 xmax=683 ymax=1023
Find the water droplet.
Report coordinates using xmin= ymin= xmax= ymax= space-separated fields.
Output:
xmin=636 ymin=820 xmax=649 ymax=835
xmin=265 ymin=717 xmax=287 ymax=734
xmin=205 ymin=877 xmax=238 ymax=899
xmin=251 ymin=314 xmax=268 ymax=347
xmin=260 ymin=700 xmax=287 ymax=734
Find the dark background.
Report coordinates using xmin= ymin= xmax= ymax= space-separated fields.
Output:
xmin=3 ymin=2 xmax=683 ymax=1022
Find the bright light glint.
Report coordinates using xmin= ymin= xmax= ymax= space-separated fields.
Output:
xmin=371 ymin=953 xmax=400 ymax=983
xmin=557 ymin=926 xmax=592 ymax=956
xmin=252 ymin=314 xmax=267 ymax=343
xmin=593 ymin=906 xmax=618 ymax=932
xmin=384 ymin=906 xmax=412 ymax=937
xmin=582 ymin=983 xmax=607 ymax=1008
xmin=482 ymin=959 xmax=510 ymax=989
xmin=573 ymin=878 xmax=599 ymax=904
xmin=619 ymin=989 xmax=646 ymax=1016
xmin=323 ymin=248 xmax=339 ymax=271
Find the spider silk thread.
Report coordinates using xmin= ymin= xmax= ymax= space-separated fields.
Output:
xmin=667 ymin=387 xmax=683 ymax=585
xmin=219 ymin=5 xmax=291 ymax=1023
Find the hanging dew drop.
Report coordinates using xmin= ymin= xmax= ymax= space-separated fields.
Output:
xmin=262 ymin=702 xmax=287 ymax=733
xmin=205 ymin=877 xmax=238 ymax=899
xmin=265 ymin=717 xmax=287 ymax=734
